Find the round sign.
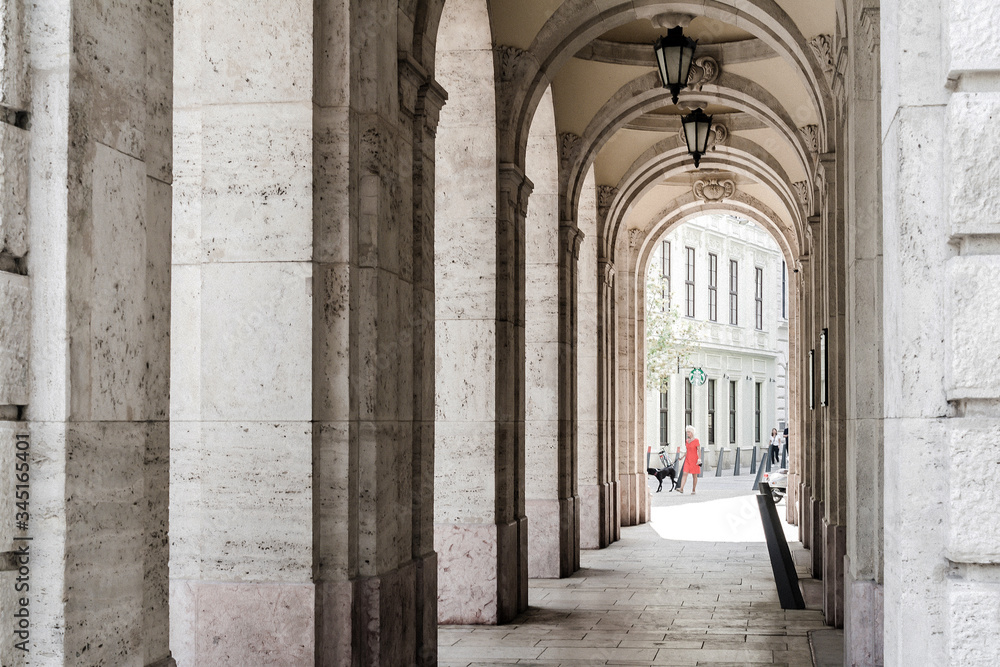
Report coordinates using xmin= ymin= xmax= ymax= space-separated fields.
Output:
xmin=689 ymin=367 xmax=707 ymax=386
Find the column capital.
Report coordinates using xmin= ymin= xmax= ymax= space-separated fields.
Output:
xmin=498 ymin=162 xmax=534 ymax=219
xmin=560 ymin=221 xmax=585 ymax=259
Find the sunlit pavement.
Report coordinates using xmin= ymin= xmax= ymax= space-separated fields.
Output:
xmin=438 ymin=474 xmax=827 ymax=667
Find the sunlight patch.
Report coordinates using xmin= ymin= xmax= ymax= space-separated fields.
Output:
xmin=649 ymin=494 xmax=799 ymax=543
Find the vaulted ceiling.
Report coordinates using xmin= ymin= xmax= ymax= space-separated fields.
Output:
xmin=489 ymin=0 xmax=838 ymax=261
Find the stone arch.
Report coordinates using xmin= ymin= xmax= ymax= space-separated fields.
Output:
xmin=604 ymin=143 xmax=805 ymax=265
xmin=500 ymin=0 xmax=834 ymax=170
xmin=563 ymin=70 xmax=814 ymax=227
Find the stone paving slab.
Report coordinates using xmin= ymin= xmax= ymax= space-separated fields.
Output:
xmin=439 ymin=478 xmax=829 ymax=666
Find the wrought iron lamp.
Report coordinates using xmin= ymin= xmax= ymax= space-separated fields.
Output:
xmin=681 ymin=108 xmax=713 ymax=168
xmin=653 ymin=26 xmax=697 ymax=104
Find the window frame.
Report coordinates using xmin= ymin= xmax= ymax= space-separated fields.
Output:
xmin=708 ymin=252 xmax=718 ymax=322
xmin=685 ymin=246 xmax=695 ymax=318
xmin=707 ymin=378 xmax=716 ymax=445
xmin=755 ymin=266 xmax=764 ymax=330
xmin=729 ymin=259 xmax=739 ymax=325
xmin=729 ymin=380 xmax=737 ymax=443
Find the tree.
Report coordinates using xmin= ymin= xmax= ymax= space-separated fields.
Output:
xmin=645 ymin=269 xmax=700 ymax=391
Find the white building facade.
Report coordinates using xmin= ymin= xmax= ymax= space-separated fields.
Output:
xmin=644 ymin=215 xmax=789 ymax=468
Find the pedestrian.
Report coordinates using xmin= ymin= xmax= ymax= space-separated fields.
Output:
xmin=677 ymin=425 xmax=701 ymax=494
xmin=769 ymin=427 xmax=781 ymax=464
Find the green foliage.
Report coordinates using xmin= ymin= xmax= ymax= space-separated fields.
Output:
xmin=645 ymin=270 xmax=700 ymax=391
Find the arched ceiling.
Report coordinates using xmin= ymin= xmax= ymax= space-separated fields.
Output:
xmin=487 ymin=0 xmax=837 ymax=259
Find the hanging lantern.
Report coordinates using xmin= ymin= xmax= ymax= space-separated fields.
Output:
xmin=681 ymin=108 xmax=713 ymax=168
xmin=653 ymin=26 xmax=697 ymax=105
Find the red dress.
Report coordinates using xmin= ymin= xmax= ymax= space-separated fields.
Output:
xmin=683 ymin=438 xmax=701 ymax=474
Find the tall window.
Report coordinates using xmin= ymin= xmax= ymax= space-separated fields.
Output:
xmin=729 ymin=260 xmax=739 ymax=325
xmin=729 ymin=380 xmax=737 ymax=443
xmin=781 ymin=260 xmax=787 ymax=320
xmin=755 ymin=267 xmax=764 ymax=330
xmin=685 ymin=246 xmax=695 ymax=318
xmin=708 ymin=253 xmax=718 ymax=322
xmin=754 ymin=382 xmax=762 ymax=443
xmin=661 ymin=241 xmax=671 ymax=307
xmin=684 ymin=378 xmax=693 ymax=427
xmin=659 ymin=389 xmax=669 ymax=447
xmin=707 ymin=379 xmax=716 ymax=445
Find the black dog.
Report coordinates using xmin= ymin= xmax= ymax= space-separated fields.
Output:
xmin=647 ymin=465 xmax=678 ymax=492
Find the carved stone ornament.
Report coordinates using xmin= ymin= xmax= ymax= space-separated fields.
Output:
xmin=860 ymin=4 xmax=880 ymax=52
xmin=808 ymin=35 xmax=835 ymax=83
xmin=628 ymin=228 xmax=643 ymax=248
xmin=495 ymin=45 xmax=526 ymax=83
xmin=799 ymin=124 xmax=819 ymax=153
xmin=597 ymin=185 xmax=618 ymax=213
xmin=792 ymin=181 xmax=809 ymax=209
xmin=559 ymin=132 xmax=582 ymax=169
xmin=692 ymin=178 xmax=736 ymax=202
xmin=686 ymin=56 xmax=719 ymax=91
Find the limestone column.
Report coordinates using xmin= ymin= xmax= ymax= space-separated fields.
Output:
xmin=524 ymin=89 xmax=573 ymax=578
xmin=819 ymin=152 xmax=848 ymax=627
xmin=596 ymin=189 xmax=621 ymax=543
xmin=843 ymin=0 xmax=885 ymax=659
xmin=617 ymin=232 xmax=649 ymax=526
xmin=433 ymin=5 xmax=529 ymax=623
xmin=881 ymin=0 xmax=1000 ymax=662
xmin=15 ymin=1 xmax=174 ymax=664
xmin=578 ymin=172 xmax=612 ymax=549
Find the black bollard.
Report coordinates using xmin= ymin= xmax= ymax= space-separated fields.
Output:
xmin=733 ymin=447 xmax=742 ymax=476
xmin=757 ymin=482 xmax=805 ymax=609
xmin=750 ymin=446 xmax=758 ymax=474
xmin=781 ymin=444 xmax=788 ymax=469
xmin=715 ymin=449 xmax=726 ymax=477
xmin=751 ymin=450 xmax=769 ymax=491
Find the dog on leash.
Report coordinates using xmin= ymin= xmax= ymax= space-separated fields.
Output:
xmin=647 ymin=464 xmax=678 ymax=492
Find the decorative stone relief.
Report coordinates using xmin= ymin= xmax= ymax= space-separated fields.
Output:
xmin=799 ymin=125 xmax=820 ymax=154
xmin=686 ymin=56 xmax=719 ymax=91
xmin=600 ymin=260 xmax=615 ymax=289
xmin=559 ymin=133 xmax=582 ymax=169
xmin=692 ymin=177 xmax=736 ymax=202
xmin=495 ymin=45 xmax=527 ymax=83
xmin=808 ymin=35 xmax=835 ymax=84
xmin=860 ymin=3 xmax=880 ymax=52
xmin=628 ymin=228 xmax=643 ymax=248
xmin=597 ymin=185 xmax=618 ymax=214
xmin=792 ymin=181 xmax=810 ymax=210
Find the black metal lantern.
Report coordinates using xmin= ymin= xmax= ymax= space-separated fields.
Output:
xmin=681 ymin=107 xmax=713 ymax=168
xmin=654 ymin=26 xmax=697 ymax=104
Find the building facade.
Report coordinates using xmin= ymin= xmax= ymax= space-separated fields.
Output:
xmin=644 ymin=215 xmax=789 ymax=467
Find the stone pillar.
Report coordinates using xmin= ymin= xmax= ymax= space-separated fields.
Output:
xmin=882 ymin=0 xmax=1000 ymax=663
xmin=617 ymin=232 xmax=649 ymax=526
xmin=171 ymin=2 xmax=317 ymax=661
xmin=434 ymin=2 xmax=528 ymax=625
xmin=596 ymin=188 xmax=620 ymax=543
xmin=557 ymin=220 xmax=583 ymax=574
xmin=843 ymin=0 xmax=885 ymax=661
xmin=15 ymin=1 xmax=174 ymax=664
xmin=819 ymin=151 xmax=848 ymax=627
xmin=578 ymin=170 xmax=610 ymax=549
xmin=524 ymin=88 xmax=578 ymax=578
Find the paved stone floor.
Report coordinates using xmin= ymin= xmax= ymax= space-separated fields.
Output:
xmin=439 ymin=473 xmax=829 ymax=666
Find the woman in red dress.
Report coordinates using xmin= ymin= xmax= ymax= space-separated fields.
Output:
xmin=677 ymin=425 xmax=701 ymax=494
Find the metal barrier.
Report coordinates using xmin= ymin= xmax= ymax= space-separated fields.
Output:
xmin=732 ymin=447 xmax=741 ymax=476
xmin=757 ymin=482 xmax=805 ymax=609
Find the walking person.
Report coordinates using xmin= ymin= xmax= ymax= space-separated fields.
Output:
xmin=677 ymin=426 xmax=701 ymax=494
xmin=769 ymin=427 xmax=781 ymax=464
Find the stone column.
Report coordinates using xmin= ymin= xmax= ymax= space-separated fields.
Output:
xmin=617 ymin=233 xmax=649 ymax=526
xmin=843 ymin=0 xmax=884 ymax=660
xmin=578 ymin=170 xmax=610 ymax=549
xmin=14 ymin=1 xmax=174 ymax=664
xmin=524 ymin=88 xmax=578 ymax=578
xmin=596 ymin=188 xmax=621 ymax=543
xmin=882 ymin=0 xmax=1000 ymax=662
xmin=819 ymin=152 xmax=848 ymax=627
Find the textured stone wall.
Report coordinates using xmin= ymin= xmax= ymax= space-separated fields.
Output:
xmin=880 ymin=0 xmax=1000 ymax=663
xmin=14 ymin=0 xmax=174 ymax=664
